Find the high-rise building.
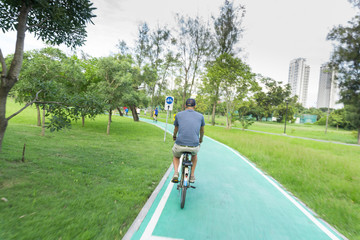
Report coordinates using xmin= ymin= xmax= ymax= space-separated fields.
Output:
xmin=288 ymin=58 xmax=310 ymax=107
xmin=317 ymin=63 xmax=337 ymax=109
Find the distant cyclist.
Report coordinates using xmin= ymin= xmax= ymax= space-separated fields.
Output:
xmin=154 ymin=107 xmax=158 ymax=122
xmin=172 ymin=98 xmax=205 ymax=183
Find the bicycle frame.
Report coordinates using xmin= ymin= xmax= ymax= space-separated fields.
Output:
xmin=177 ymin=152 xmax=194 ymax=209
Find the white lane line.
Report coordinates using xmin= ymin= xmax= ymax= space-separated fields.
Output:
xmin=138 ymin=119 xmax=181 ymax=240
xmin=122 ymin=165 xmax=173 ymax=240
xmin=138 ymin=119 xmax=185 ymax=240
xmin=140 ymin=180 xmax=175 ymax=240
xmin=207 ymin=136 xmax=342 ymax=240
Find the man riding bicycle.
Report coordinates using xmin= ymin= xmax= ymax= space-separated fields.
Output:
xmin=172 ymin=98 xmax=205 ymax=183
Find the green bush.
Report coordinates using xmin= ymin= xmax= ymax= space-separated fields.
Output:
xmin=314 ymin=117 xmax=326 ymax=125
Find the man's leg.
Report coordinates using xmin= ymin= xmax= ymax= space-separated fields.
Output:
xmin=190 ymin=154 xmax=197 ymax=176
xmin=171 ymin=156 xmax=180 ymax=182
xmin=173 ymin=156 xmax=180 ymax=173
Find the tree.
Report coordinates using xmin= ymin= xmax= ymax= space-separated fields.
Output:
xmin=194 ymin=94 xmax=212 ymax=115
xmin=132 ymin=23 xmax=176 ymax=115
xmin=213 ymin=0 xmax=246 ymax=56
xmin=253 ymin=76 xmax=292 ymax=121
xmin=348 ymin=0 xmax=360 ymax=9
xmin=117 ymin=40 xmax=130 ymax=56
xmin=252 ymin=91 xmax=268 ymax=121
xmin=0 ymin=0 xmax=95 ymax=151
xmin=95 ymin=55 xmax=133 ymax=134
xmin=236 ymin=102 xmax=255 ymax=130
xmin=204 ymin=53 xmax=255 ymax=129
xmin=327 ymin=14 xmax=360 ymax=144
xmin=148 ymin=26 xmax=175 ymax=110
xmin=120 ymin=54 xmax=148 ymax=122
xmin=205 ymin=0 xmax=246 ymax=125
xmin=200 ymin=61 xmax=222 ymax=125
xmin=134 ymin=23 xmax=150 ymax=69
xmin=273 ymin=100 xmax=296 ymax=123
xmin=175 ymin=15 xmax=213 ymax=109
xmin=344 ymin=105 xmax=360 ymax=133
xmin=15 ymin=48 xmax=105 ymax=135
xmin=69 ymin=56 xmax=107 ymax=127
xmin=330 ymin=109 xmax=344 ymax=130
xmin=15 ymin=47 xmax=69 ymax=135
xmin=245 ymin=99 xmax=264 ymax=121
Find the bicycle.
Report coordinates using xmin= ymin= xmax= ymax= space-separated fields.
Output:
xmin=176 ymin=152 xmax=196 ymax=209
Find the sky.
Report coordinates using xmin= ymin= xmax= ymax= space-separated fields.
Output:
xmin=1 ymin=0 xmax=358 ymax=108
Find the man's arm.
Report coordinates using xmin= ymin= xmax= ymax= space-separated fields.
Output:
xmin=199 ymin=126 xmax=204 ymax=143
xmin=173 ymin=126 xmax=179 ymax=141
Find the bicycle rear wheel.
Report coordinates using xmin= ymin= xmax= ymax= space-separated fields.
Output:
xmin=180 ymin=186 xmax=187 ymax=209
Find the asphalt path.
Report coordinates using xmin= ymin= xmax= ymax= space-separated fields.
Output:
xmin=124 ymin=118 xmax=347 ymax=240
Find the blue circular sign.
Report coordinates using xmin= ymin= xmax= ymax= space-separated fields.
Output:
xmin=166 ymin=96 xmax=174 ymax=104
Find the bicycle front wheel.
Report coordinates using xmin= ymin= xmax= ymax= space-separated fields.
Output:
xmin=180 ymin=186 xmax=187 ymax=209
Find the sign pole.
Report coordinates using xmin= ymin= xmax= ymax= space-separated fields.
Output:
xmin=163 ymin=96 xmax=174 ymax=142
xmin=164 ymin=105 xmax=169 ymax=142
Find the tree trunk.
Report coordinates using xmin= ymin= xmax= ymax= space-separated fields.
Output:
xmin=210 ymin=88 xmax=220 ymax=126
xmin=130 ymin=105 xmax=139 ymax=121
xmin=226 ymin=101 xmax=231 ymax=129
xmin=150 ymin=86 xmax=156 ymax=115
xmin=189 ymin=57 xmax=200 ymax=97
xmin=7 ymin=4 xmax=29 ymax=83
xmin=0 ymin=89 xmax=9 ymax=152
xmin=226 ymin=116 xmax=231 ymax=129
xmin=325 ymin=110 xmax=329 ymax=134
xmin=82 ymin=115 xmax=85 ymax=127
xmin=117 ymin=107 xmax=123 ymax=116
xmin=182 ymin=69 xmax=190 ymax=110
xmin=0 ymin=4 xmax=30 ymax=151
xmin=211 ymin=102 xmax=216 ymax=126
xmin=107 ymin=109 xmax=112 ymax=135
xmin=36 ymin=103 xmax=41 ymax=126
xmin=41 ymin=106 xmax=45 ymax=136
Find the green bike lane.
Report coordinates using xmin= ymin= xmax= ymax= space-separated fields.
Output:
xmin=126 ymin=118 xmax=346 ymax=240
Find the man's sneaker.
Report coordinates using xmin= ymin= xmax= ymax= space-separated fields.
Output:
xmin=172 ymin=172 xmax=179 ymax=183
xmin=190 ymin=175 xmax=195 ymax=183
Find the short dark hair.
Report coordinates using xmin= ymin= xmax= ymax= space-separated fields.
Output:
xmin=185 ymin=98 xmax=196 ymax=107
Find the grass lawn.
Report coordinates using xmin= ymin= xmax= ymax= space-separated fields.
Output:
xmin=0 ymin=99 xmax=174 ymax=239
xmin=205 ymin=126 xmax=360 ymax=240
xmin=150 ymin=112 xmax=357 ymax=144
xmin=248 ymin=121 xmax=357 ymax=144
xmin=202 ymin=114 xmax=358 ymax=144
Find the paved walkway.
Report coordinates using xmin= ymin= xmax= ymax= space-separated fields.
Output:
xmin=124 ymin=118 xmax=347 ymax=240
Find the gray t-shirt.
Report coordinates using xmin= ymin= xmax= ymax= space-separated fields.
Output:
xmin=174 ymin=109 xmax=205 ymax=147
